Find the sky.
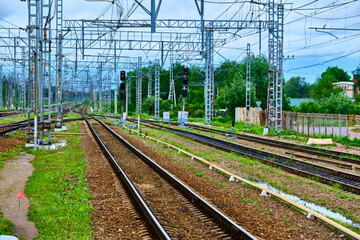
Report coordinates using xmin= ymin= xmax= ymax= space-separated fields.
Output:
xmin=0 ymin=0 xmax=359 ymax=84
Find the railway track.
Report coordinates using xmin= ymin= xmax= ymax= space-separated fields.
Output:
xmin=138 ymin=119 xmax=360 ymax=164
xmin=86 ymin=116 xmax=256 ymax=240
xmin=137 ymin=121 xmax=360 ymax=195
xmin=0 ymin=106 xmax=84 ymax=136
xmin=94 ymin=115 xmax=359 ymax=164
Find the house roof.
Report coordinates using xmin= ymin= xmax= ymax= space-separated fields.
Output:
xmin=332 ymin=82 xmax=354 ymax=86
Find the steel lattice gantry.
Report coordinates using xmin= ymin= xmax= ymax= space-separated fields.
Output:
xmin=0 ymin=1 xmax=285 ymax=134
xmin=266 ymin=0 xmax=284 ymax=133
xmin=60 ymin=16 xmax=278 ymax=126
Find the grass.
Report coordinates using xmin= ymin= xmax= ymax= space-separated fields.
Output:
xmin=0 ymin=144 xmax=26 ymax=170
xmin=235 ymin=195 xmax=260 ymax=205
xmin=65 ymin=112 xmax=83 ymax=119
xmin=0 ymin=114 xmax=29 ymax=124
xmin=0 ymin=212 xmax=13 ymax=235
xmin=283 ymin=215 xmax=291 ymax=227
xmin=25 ymin=122 xmax=93 ymax=239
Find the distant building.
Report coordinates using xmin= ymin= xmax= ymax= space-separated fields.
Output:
xmin=354 ymin=74 xmax=359 ymax=97
xmin=332 ymin=81 xmax=354 ymax=99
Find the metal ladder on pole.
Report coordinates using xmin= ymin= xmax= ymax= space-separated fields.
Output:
xmin=168 ymin=43 xmax=176 ymax=105
xmin=266 ymin=0 xmax=276 ymax=130
xmin=148 ymin=64 xmax=153 ymax=98
xmin=39 ymin=0 xmax=53 ymax=145
xmin=0 ymin=66 xmax=3 ymax=109
xmin=26 ymin=0 xmax=41 ymax=144
xmin=154 ymin=59 xmax=160 ymax=120
xmin=245 ymin=43 xmax=251 ymax=129
xmin=136 ymin=57 xmax=142 ymax=114
xmin=275 ymin=2 xmax=284 ymax=133
xmin=204 ymin=28 xmax=214 ymax=125
xmin=55 ymin=0 xmax=63 ymax=128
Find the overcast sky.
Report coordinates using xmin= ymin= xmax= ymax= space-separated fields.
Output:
xmin=0 ymin=0 xmax=359 ymax=84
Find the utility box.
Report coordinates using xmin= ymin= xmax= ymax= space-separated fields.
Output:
xmin=163 ymin=112 xmax=170 ymax=122
xmin=178 ymin=111 xmax=188 ymax=123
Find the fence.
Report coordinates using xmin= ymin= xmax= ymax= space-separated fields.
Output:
xmin=235 ymin=107 xmax=265 ymax=126
xmin=235 ymin=107 xmax=360 ymax=139
xmin=283 ymin=112 xmax=350 ymax=137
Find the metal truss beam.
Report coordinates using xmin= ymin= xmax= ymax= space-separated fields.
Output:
xmin=64 ymin=19 xmax=269 ymax=30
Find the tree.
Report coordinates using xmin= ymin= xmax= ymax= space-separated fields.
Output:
xmin=310 ymin=74 xmax=343 ymax=99
xmin=143 ymin=96 xmax=155 ymax=115
xmin=310 ymin=67 xmax=351 ymax=99
xmin=355 ymin=94 xmax=360 ymax=105
xmin=299 ymin=101 xmax=321 ymax=113
xmin=320 ymin=92 xmax=355 ymax=114
xmin=284 ymin=76 xmax=311 ymax=98
xmin=186 ymin=87 xmax=204 ymax=117
xmin=214 ymin=61 xmax=240 ymax=88
xmin=224 ymin=72 xmax=257 ymax=117
xmin=242 ymin=56 xmax=269 ymax=110
xmin=321 ymin=66 xmax=350 ymax=82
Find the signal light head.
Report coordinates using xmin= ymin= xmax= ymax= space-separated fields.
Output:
xmin=120 ymin=70 xmax=126 ymax=81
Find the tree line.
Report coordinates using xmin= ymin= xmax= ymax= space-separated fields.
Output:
xmin=121 ymin=57 xmax=360 ymax=118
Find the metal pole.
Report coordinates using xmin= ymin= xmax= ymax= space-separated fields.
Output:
xmin=137 ymin=57 xmax=142 ymax=136
xmin=126 ymin=75 xmax=130 ymax=116
xmin=0 ymin=66 xmax=3 ymax=109
xmin=34 ymin=52 xmax=38 ymax=151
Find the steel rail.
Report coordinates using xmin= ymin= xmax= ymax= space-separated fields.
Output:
xmin=144 ymin=122 xmax=360 ymax=195
xmin=84 ymin=117 xmax=171 ymax=240
xmin=129 ymin=118 xmax=360 ymax=164
xmin=90 ymin=116 xmax=257 ymax=240
xmin=94 ymin=116 xmax=360 ymax=163
xmin=0 ymin=118 xmax=84 ymax=135
xmin=186 ymin=124 xmax=360 ymax=163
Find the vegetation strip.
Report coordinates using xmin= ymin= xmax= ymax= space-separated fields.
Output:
xmin=25 ymin=122 xmax=93 ymax=239
xmin=123 ymin=123 xmax=360 ymax=239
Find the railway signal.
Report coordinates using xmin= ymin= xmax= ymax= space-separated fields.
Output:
xmin=120 ymin=71 xmax=126 ymax=125
xmin=180 ymin=67 xmax=189 ymax=126
xmin=121 ymin=71 xmax=126 ymax=81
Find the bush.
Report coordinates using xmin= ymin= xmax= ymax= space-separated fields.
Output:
xmin=299 ymin=101 xmax=321 ymax=113
xmin=354 ymin=105 xmax=360 ymax=115
xmin=320 ymin=92 xmax=355 ymax=114
xmin=142 ymin=97 xmax=155 ymax=115
xmin=355 ymin=94 xmax=360 ymax=105
xmin=214 ymin=117 xmax=231 ymax=123
xmin=194 ymin=109 xmax=205 ymax=117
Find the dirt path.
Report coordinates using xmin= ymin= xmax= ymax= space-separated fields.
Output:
xmin=0 ymin=153 xmax=39 ymax=239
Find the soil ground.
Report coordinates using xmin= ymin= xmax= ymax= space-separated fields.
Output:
xmin=0 ymin=153 xmax=39 ymax=239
